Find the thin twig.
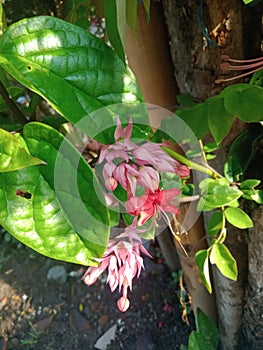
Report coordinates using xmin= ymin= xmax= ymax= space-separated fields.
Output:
xmin=0 ymin=80 xmax=28 ymax=125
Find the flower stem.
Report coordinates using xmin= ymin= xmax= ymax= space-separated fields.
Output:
xmin=162 ymin=146 xmax=219 ymax=178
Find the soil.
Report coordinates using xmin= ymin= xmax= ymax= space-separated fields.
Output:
xmin=0 ymin=232 xmax=194 ymax=350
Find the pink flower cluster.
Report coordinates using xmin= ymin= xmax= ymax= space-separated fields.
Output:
xmin=83 ymin=117 xmax=190 ymax=311
xmin=83 ymin=221 xmax=151 ymax=312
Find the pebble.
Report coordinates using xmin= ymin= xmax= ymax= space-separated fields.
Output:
xmin=47 ymin=265 xmax=67 ymax=285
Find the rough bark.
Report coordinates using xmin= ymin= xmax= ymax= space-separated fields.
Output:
xmin=174 ymin=202 xmax=218 ymax=323
xmin=240 ymin=206 xmax=263 ymax=350
xmin=162 ymin=1 xmax=262 ymax=348
xmin=162 ymin=0 xmax=261 ymax=100
xmin=125 ymin=1 xmax=217 ymax=322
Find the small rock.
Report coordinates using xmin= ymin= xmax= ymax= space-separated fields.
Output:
xmin=47 ymin=265 xmax=67 ymax=285
xmin=69 ymin=309 xmax=90 ymax=333
xmin=94 ymin=324 xmax=117 ymax=350
xmin=33 ymin=315 xmax=54 ymax=332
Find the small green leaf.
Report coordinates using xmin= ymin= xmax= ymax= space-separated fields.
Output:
xmin=195 ymin=308 xmax=219 ymax=348
xmin=207 ymin=211 xmax=223 ymax=236
xmin=199 ymin=179 xmax=242 ymax=211
xmin=126 ymin=0 xmax=137 ymax=34
xmin=0 ymin=128 xmax=43 ymax=172
xmin=143 ymin=0 xmax=151 ymax=18
xmin=104 ymin=0 xmax=126 ymax=61
xmin=188 ymin=331 xmax=216 ymax=350
xmin=210 ymin=243 xmax=237 ymax=280
xmin=225 ymin=207 xmax=253 ymax=229
xmin=207 ymin=97 xmax=234 ymax=145
xmin=195 ymin=249 xmax=212 ymax=293
xmin=240 ymin=179 xmax=263 ymax=203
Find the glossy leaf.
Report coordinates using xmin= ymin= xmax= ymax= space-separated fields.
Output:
xmin=207 ymin=211 xmax=223 ymax=237
xmin=0 ymin=166 xmax=103 ymax=266
xmin=23 ymin=122 xmax=110 ymax=257
xmin=195 ymin=308 xmax=219 ymax=348
xmin=240 ymin=179 xmax=263 ymax=204
xmin=0 ymin=16 xmax=143 ymax=139
xmin=210 ymin=243 xmax=237 ymax=280
xmin=195 ymin=249 xmax=212 ymax=293
xmin=0 ymin=128 xmax=43 ymax=172
xmin=188 ymin=332 xmax=216 ymax=350
xmin=198 ymin=179 xmax=242 ymax=211
xmin=207 ymin=97 xmax=233 ymax=144
xmin=225 ymin=207 xmax=253 ymax=229
xmin=104 ymin=0 xmax=126 ymax=61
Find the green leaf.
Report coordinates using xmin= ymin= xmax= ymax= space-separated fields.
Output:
xmin=143 ymin=0 xmax=151 ymax=17
xmin=207 ymin=97 xmax=234 ymax=144
xmin=188 ymin=332 xmax=216 ymax=350
xmin=210 ymin=243 xmax=237 ymax=280
xmin=224 ymin=85 xmax=263 ymax=122
xmin=0 ymin=128 xmax=43 ymax=172
xmin=224 ymin=125 xmax=263 ymax=182
xmin=0 ymin=166 xmax=104 ymax=266
xmin=195 ymin=308 xmax=219 ymax=348
xmin=225 ymin=207 xmax=253 ymax=229
xmin=126 ymin=0 xmax=138 ymax=34
xmin=207 ymin=211 xmax=223 ymax=237
xmin=240 ymin=179 xmax=263 ymax=204
xmin=198 ymin=179 xmax=242 ymax=211
xmin=195 ymin=249 xmax=212 ymax=293
xmin=23 ymin=122 xmax=110 ymax=259
xmin=177 ymin=103 xmax=209 ymax=140
xmin=104 ymin=0 xmax=126 ymax=61
xmin=0 ymin=16 xmax=143 ymax=139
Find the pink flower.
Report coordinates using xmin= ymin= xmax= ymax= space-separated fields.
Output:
xmin=83 ymin=223 xmax=151 ymax=312
xmin=133 ymin=143 xmax=190 ymax=177
xmin=137 ymin=166 xmax=160 ymax=193
xmin=114 ymin=116 xmax=132 ymax=141
xmin=114 ymin=162 xmax=139 ymax=195
xmin=103 ymin=162 xmax=117 ymax=191
xmin=125 ymin=188 xmax=181 ymax=226
xmin=215 ymin=55 xmax=263 ymax=83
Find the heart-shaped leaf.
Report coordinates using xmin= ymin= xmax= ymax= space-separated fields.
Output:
xmin=23 ymin=122 xmax=110 ymax=254
xmin=0 ymin=16 xmax=143 ymax=139
xmin=210 ymin=243 xmax=237 ymax=280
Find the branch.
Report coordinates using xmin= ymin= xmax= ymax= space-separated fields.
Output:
xmin=0 ymin=81 xmax=28 ymax=125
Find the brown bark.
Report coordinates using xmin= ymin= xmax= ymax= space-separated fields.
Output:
xmin=125 ymin=1 xmax=217 ymax=322
xmin=162 ymin=0 xmax=261 ymax=100
xmin=174 ymin=202 xmax=218 ymax=323
xmin=161 ymin=1 xmax=262 ymax=348
xmin=240 ymin=206 xmax=263 ymax=350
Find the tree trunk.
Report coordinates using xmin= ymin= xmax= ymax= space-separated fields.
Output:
xmin=162 ymin=0 xmax=262 ymax=348
xmin=125 ymin=1 xmax=217 ymax=323
xmin=162 ymin=0 xmax=261 ymax=100
xmin=240 ymin=206 xmax=263 ymax=350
